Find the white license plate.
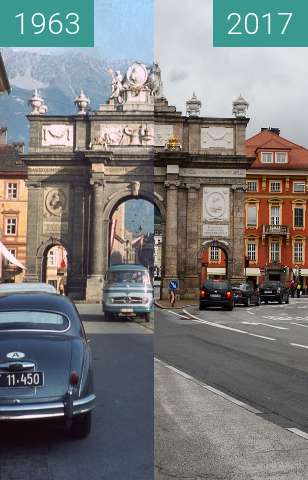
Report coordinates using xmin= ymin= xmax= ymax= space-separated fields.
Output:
xmin=265 ymin=290 xmax=272 ymax=294
xmin=121 ymin=308 xmax=133 ymax=313
xmin=211 ymin=294 xmax=221 ymax=298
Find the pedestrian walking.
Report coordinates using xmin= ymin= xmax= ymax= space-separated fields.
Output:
xmin=290 ymin=279 xmax=296 ymax=298
xmin=169 ymin=280 xmax=177 ymax=308
xmin=59 ymin=277 xmax=65 ymax=295
xmin=296 ymin=282 xmax=301 ymax=298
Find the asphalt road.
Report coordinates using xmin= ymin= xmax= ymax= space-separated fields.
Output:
xmin=155 ymin=298 xmax=308 ymax=432
xmin=0 ymin=305 xmax=153 ymax=480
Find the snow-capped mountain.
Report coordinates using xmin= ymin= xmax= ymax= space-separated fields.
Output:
xmin=0 ymin=48 xmax=130 ymax=144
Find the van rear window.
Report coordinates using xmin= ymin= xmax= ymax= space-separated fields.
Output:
xmin=106 ymin=270 xmax=151 ymax=285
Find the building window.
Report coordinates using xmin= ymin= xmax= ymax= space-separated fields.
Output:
xmin=5 ymin=218 xmax=17 ymax=235
xmin=270 ymin=206 xmax=280 ymax=225
xmin=261 ymin=152 xmax=273 ymax=163
xmin=210 ymin=246 xmax=220 ymax=262
xmin=270 ymin=242 xmax=280 ymax=263
xmin=270 ymin=181 xmax=281 ymax=193
xmin=293 ymin=182 xmax=305 ymax=193
xmin=247 ymin=180 xmax=257 ymax=192
xmin=275 ymin=152 xmax=288 ymax=164
xmin=6 ymin=183 xmax=18 ymax=200
xmin=247 ymin=205 xmax=257 ymax=227
xmin=247 ymin=243 xmax=256 ymax=262
xmin=294 ymin=207 xmax=304 ymax=228
xmin=48 ymin=249 xmax=57 ymax=267
xmin=294 ymin=242 xmax=303 ymax=263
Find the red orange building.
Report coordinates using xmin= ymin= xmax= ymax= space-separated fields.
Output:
xmin=204 ymin=127 xmax=308 ymax=289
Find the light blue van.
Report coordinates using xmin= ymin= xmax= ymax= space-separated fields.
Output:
xmin=103 ymin=264 xmax=153 ymax=322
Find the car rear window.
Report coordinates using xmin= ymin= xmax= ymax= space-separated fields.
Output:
xmin=203 ymin=281 xmax=230 ymax=291
xmin=260 ymin=282 xmax=281 ymax=289
xmin=0 ymin=311 xmax=69 ymax=331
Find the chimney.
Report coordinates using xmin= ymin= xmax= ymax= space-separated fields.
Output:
xmin=261 ymin=127 xmax=280 ymax=136
xmin=270 ymin=127 xmax=280 ymax=136
xmin=12 ymin=142 xmax=24 ymax=154
xmin=0 ymin=127 xmax=7 ymax=144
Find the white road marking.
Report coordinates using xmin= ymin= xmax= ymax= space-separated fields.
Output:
xmin=290 ymin=343 xmax=308 ymax=350
xmin=292 ymin=323 xmax=308 ymax=328
xmin=242 ymin=322 xmax=288 ymax=330
xmin=167 ymin=310 xmax=190 ymax=320
xmin=246 ymin=308 xmax=255 ymax=316
xmin=287 ymin=428 xmax=308 ymax=440
xmin=183 ymin=310 xmax=276 ymax=341
xmin=155 ymin=357 xmax=262 ymax=414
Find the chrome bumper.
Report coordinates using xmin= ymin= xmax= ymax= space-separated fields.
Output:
xmin=0 ymin=394 xmax=96 ymax=420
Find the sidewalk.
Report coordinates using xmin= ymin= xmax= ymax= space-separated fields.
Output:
xmin=155 ymin=359 xmax=308 ymax=479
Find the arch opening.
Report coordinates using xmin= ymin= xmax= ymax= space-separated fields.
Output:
xmin=108 ymin=196 xmax=163 ymax=290
xmin=42 ymin=243 xmax=68 ymax=295
xmin=200 ymin=240 xmax=231 ymax=286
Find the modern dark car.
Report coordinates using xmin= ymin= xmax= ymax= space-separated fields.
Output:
xmin=259 ymin=281 xmax=289 ymax=304
xmin=232 ymin=283 xmax=260 ymax=307
xmin=200 ymin=280 xmax=234 ymax=311
xmin=0 ymin=292 xmax=95 ymax=438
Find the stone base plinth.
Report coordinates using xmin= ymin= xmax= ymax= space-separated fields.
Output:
xmin=86 ymin=275 xmax=104 ymax=302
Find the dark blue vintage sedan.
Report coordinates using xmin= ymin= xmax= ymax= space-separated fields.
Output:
xmin=0 ymin=292 xmax=95 ymax=438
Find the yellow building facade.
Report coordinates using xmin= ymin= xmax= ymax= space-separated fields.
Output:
xmin=0 ymin=142 xmax=27 ymax=282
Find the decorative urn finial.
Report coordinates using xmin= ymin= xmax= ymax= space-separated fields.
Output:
xmin=74 ymin=90 xmax=90 ymax=114
xmin=28 ymin=90 xmax=48 ymax=115
xmin=186 ymin=92 xmax=202 ymax=117
xmin=232 ymin=94 xmax=249 ymax=117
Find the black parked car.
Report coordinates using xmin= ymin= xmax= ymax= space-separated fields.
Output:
xmin=200 ymin=280 xmax=234 ymax=311
xmin=0 ymin=292 xmax=95 ymax=438
xmin=259 ymin=281 xmax=289 ymax=304
xmin=232 ymin=283 xmax=260 ymax=307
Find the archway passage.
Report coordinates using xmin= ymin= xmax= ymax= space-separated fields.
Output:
xmin=200 ymin=241 xmax=230 ymax=287
xmin=43 ymin=245 xmax=68 ymax=294
xmin=109 ymin=198 xmax=157 ymax=277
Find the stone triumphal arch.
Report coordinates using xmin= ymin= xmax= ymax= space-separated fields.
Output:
xmin=23 ymin=63 xmax=253 ymax=301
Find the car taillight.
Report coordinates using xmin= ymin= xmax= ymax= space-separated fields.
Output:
xmin=226 ymin=291 xmax=232 ymax=299
xmin=70 ymin=372 xmax=80 ymax=386
xmin=200 ymin=290 xmax=206 ymax=298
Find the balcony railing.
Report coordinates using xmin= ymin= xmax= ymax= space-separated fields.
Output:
xmin=262 ymin=225 xmax=289 ymax=236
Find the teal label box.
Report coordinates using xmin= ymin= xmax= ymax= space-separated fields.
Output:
xmin=214 ymin=0 xmax=308 ymax=47
xmin=0 ymin=0 xmax=94 ymax=47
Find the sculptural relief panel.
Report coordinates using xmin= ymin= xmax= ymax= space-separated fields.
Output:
xmin=42 ymin=125 xmax=73 ymax=147
xmin=201 ymin=126 xmax=234 ymax=149
xmin=203 ymin=187 xmax=230 ymax=223
xmin=44 ymin=185 xmax=69 ymax=219
xmin=91 ymin=124 xmax=154 ymax=149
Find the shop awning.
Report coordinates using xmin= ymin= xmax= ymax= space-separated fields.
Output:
xmin=246 ymin=268 xmax=260 ymax=276
xmin=0 ymin=241 xmax=26 ymax=270
xmin=298 ymin=269 xmax=308 ymax=276
xmin=207 ymin=268 xmax=226 ymax=275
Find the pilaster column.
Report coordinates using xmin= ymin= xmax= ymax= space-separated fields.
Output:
xmin=25 ymin=180 xmax=41 ymax=282
xmin=185 ymin=183 xmax=200 ymax=276
xmin=164 ymin=181 xmax=180 ymax=278
xmin=231 ymin=184 xmax=247 ymax=280
xmin=90 ymin=179 xmax=105 ymax=276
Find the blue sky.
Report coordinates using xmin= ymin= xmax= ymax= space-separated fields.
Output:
xmin=15 ymin=0 xmax=153 ymax=62
xmin=95 ymin=0 xmax=153 ymax=61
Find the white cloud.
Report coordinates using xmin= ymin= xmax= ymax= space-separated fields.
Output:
xmin=156 ymin=0 xmax=308 ymax=146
